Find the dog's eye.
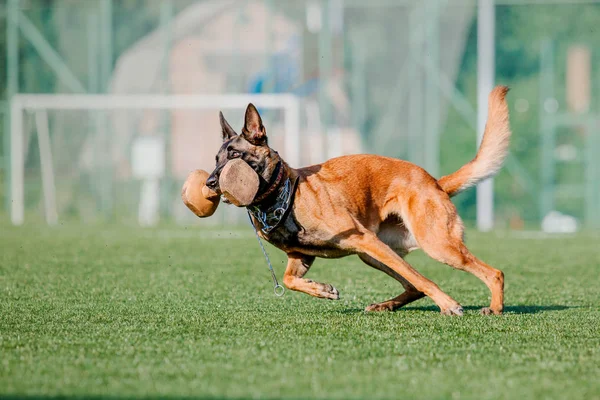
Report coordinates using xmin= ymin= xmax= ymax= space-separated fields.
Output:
xmin=229 ymin=151 xmax=241 ymax=158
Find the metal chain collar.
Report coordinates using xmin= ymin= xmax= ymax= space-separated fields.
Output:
xmin=247 ymin=178 xmax=293 ymax=234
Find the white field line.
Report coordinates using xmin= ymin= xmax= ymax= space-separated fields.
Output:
xmin=138 ymin=229 xmax=255 ymax=240
xmin=494 ymin=230 xmax=598 ymax=240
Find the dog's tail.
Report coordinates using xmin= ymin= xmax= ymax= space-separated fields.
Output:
xmin=438 ymin=85 xmax=511 ymax=197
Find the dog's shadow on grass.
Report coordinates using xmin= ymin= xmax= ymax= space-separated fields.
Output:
xmin=334 ymin=304 xmax=572 ymax=315
xmin=404 ymin=304 xmax=572 ymax=314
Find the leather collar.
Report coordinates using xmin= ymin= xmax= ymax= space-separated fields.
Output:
xmin=252 ymin=160 xmax=284 ymax=205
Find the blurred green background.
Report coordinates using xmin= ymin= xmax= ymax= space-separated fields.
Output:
xmin=1 ymin=0 xmax=599 ymax=230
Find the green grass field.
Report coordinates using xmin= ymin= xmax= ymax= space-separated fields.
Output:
xmin=1 ymin=223 xmax=599 ymax=400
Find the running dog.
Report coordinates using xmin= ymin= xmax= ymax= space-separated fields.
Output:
xmin=206 ymin=86 xmax=510 ymax=315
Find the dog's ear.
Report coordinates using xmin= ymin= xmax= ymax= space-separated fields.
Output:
xmin=220 ymin=111 xmax=237 ymax=142
xmin=241 ymin=103 xmax=267 ymax=146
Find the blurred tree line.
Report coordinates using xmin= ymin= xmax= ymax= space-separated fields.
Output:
xmin=1 ymin=1 xmax=599 ymax=224
xmin=0 ymin=0 xmax=198 ymax=94
xmin=448 ymin=4 xmax=600 ymax=224
xmin=0 ymin=0 xmax=195 ymax=205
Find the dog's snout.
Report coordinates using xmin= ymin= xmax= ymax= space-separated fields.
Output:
xmin=206 ymin=174 xmax=218 ymax=189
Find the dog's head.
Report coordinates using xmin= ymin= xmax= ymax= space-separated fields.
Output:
xmin=206 ymin=104 xmax=281 ymax=198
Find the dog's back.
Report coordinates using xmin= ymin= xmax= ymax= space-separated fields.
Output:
xmin=297 ymin=85 xmax=511 ymax=208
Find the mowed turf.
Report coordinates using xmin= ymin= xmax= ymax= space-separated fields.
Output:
xmin=1 ymin=223 xmax=599 ymax=400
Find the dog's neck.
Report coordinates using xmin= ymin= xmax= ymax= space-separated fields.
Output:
xmin=247 ymin=156 xmax=298 ymax=234
xmin=253 ymin=159 xmax=285 ymax=205
xmin=252 ymin=151 xmax=297 ymax=204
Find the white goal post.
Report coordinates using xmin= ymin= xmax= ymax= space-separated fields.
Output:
xmin=10 ymin=93 xmax=300 ymax=226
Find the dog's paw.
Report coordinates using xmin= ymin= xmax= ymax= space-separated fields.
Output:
xmin=480 ymin=307 xmax=502 ymax=315
xmin=364 ymin=302 xmax=394 ymax=312
xmin=320 ymin=284 xmax=339 ymax=300
xmin=441 ymin=305 xmax=464 ymax=316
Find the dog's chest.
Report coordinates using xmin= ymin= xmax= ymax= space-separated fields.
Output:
xmin=261 ymin=212 xmax=350 ymax=258
xmin=261 ymin=214 xmax=300 ymax=248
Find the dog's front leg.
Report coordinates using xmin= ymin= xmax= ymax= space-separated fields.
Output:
xmin=283 ymin=253 xmax=339 ymax=300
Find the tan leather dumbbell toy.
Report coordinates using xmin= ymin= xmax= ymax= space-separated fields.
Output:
xmin=218 ymin=159 xmax=260 ymax=207
xmin=181 ymin=169 xmax=221 ymax=218
xmin=181 ymin=159 xmax=260 ymax=218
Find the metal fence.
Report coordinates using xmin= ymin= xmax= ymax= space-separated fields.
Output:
xmin=1 ymin=0 xmax=599 ymax=231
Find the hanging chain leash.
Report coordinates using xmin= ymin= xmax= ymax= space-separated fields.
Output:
xmin=247 ymin=212 xmax=285 ymax=297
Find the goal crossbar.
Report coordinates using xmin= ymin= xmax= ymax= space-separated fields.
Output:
xmin=10 ymin=93 xmax=301 ymax=225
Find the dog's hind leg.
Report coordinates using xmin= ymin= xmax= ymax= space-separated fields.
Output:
xmin=359 ymin=255 xmax=425 ymax=312
xmin=283 ymin=253 xmax=340 ymax=300
xmin=408 ymin=195 xmax=504 ymax=315
xmin=420 ymin=240 xmax=504 ymax=315
xmin=341 ymin=232 xmax=463 ymax=315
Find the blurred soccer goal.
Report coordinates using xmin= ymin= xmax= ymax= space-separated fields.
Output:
xmin=9 ymin=93 xmax=300 ymax=226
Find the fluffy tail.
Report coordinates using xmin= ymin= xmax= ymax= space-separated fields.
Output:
xmin=438 ymin=85 xmax=511 ymax=197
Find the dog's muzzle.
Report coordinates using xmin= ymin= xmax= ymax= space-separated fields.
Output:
xmin=205 ymin=174 xmax=219 ymax=190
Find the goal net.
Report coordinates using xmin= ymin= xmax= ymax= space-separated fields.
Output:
xmin=9 ymin=93 xmax=300 ymax=226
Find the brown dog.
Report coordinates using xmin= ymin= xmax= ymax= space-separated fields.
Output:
xmin=206 ymin=86 xmax=510 ymax=315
